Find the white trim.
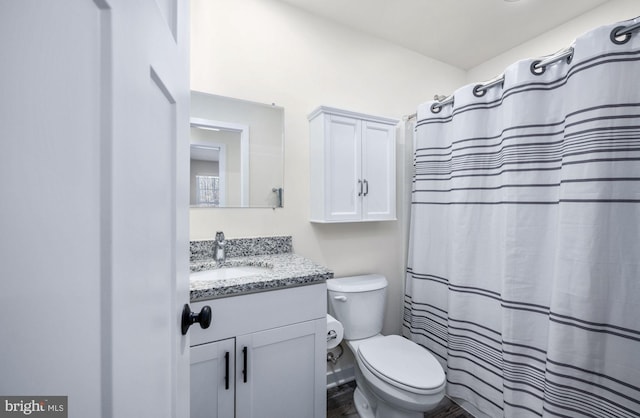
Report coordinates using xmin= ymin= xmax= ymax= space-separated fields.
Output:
xmin=218 ymin=143 xmax=227 ymax=206
xmin=307 ymin=106 xmax=399 ymax=126
xmin=190 ymin=117 xmax=250 ymax=206
xmin=326 ymin=365 xmax=355 ymax=389
xmin=450 ymin=396 xmax=493 ymax=418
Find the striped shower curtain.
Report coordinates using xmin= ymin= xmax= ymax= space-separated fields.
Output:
xmin=403 ymin=18 xmax=640 ymax=418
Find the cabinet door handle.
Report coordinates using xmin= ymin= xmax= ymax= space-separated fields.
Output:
xmin=242 ymin=346 xmax=248 ymax=383
xmin=363 ymin=179 xmax=369 ymax=196
xmin=358 ymin=179 xmax=363 ymax=196
xmin=224 ymin=351 xmax=230 ymax=390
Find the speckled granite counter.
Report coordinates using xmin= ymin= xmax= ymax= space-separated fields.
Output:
xmin=190 ymin=236 xmax=333 ymax=301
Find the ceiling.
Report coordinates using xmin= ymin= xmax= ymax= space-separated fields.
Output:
xmin=275 ymin=0 xmax=612 ymax=70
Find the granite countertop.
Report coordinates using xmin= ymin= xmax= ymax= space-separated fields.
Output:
xmin=190 ymin=252 xmax=333 ymax=301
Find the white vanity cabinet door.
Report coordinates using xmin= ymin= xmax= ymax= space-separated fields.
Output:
xmin=309 ymin=106 xmax=398 ymax=223
xmin=235 ymin=318 xmax=326 ymax=418
xmin=190 ymin=338 xmax=235 ymax=418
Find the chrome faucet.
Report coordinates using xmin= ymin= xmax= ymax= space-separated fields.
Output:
xmin=213 ymin=231 xmax=226 ymax=265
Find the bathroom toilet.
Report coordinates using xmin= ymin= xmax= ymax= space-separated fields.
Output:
xmin=327 ymin=274 xmax=446 ymax=418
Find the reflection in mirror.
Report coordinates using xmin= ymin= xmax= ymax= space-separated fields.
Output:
xmin=190 ymin=119 xmax=249 ymax=207
xmin=190 ymin=92 xmax=284 ymax=208
xmin=190 ymin=144 xmax=222 ymax=206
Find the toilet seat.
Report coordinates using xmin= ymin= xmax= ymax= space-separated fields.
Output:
xmin=357 ymin=335 xmax=445 ymax=395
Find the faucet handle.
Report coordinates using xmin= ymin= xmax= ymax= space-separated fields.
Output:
xmin=213 ymin=231 xmax=227 ymax=264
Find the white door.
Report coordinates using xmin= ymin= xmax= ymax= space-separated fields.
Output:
xmin=0 ymin=1 xmax=190 ymax=417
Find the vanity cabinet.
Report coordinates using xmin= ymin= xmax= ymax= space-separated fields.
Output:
xmin=189 ymin=283 xmax=326 ymax=418
xmin=308 ymin=106 xmax=398 ymax=223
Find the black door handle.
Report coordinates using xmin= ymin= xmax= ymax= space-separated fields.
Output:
xmin=180 ymin=304 xmax=212 ymax=335
xmin=242 ymin=346 xmax=248 ymax=383
xmin=224 ymin=351 xmax=230 ymax=390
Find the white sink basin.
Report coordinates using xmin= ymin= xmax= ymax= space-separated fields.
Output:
xmin=190 ymin=266 xmax=271 ymax=282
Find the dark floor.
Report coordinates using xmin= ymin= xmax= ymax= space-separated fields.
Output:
xmin=327 ymin=381 xmax=474 ymax=418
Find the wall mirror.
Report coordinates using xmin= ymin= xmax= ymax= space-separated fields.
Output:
xmin=190 ymin=91 xmax=284 ymax=208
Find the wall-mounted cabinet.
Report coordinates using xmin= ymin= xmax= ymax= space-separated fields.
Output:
xmin=308 ymin=106 xmax=398 ymax=223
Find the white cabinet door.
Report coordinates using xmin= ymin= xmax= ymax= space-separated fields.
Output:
xmin=325 ymin=115 xmax=362 ymax=222
xmin=362 ymin=121 xmax=396 ymax=220
xmin=191 ymin=339 xmax=235 ymax=418
xmin=235 ymin=319 xmax=327 ymax=418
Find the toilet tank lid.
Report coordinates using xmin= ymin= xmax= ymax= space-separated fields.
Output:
xmin=327 ymin=274 xmax=388 ymax=292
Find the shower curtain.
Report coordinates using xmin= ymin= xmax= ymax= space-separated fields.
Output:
xmin=404 ymin=18 xmax=640 ymax=418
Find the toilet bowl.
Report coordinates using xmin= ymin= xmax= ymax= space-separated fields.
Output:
xmin=327 ymin=275 xmax=446 ymax=418
xmin=349 ymin=336 xmax=446 ymax=418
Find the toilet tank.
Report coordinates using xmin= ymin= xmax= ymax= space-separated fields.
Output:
xmin=326 ymin=274 xmax=388 ymax=340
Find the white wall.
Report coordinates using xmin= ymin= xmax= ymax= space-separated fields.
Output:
xmin=190 ymin=0 xmax=466 ymax=337
xmin=189 ymin=0 xmax=638 ymax=386
xmin=467 ymin=0 xmax=640 ymax=83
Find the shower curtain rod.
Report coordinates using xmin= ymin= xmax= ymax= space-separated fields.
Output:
xmin=426 ymin=18 xmax=640 ymax=114
xmin=403 ymin=113 xmax=417 ymax=121
xmin=431 ymin=47 xmax=573 ymax=112
xmin=404 ymin=94 xmax=447 ymax=120
xmin=613 ymin=19 xmax=640 ymax=38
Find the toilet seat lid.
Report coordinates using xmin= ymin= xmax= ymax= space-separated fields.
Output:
xmin=357 ymin=335 xmax=445 ymax=394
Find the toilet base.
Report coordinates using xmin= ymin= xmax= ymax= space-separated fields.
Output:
xmin=375 ymin=399 xmax=424 ymax=418
xmin=353 ymin=387 xmax=375 ymax=418
xmin=353 ymin=384 xmax=427 ymax=418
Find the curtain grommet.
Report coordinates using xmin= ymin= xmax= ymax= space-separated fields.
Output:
xmin=430 ymin=103 xmax=442 ymax=114
xmin=530 ymin=60 xmax=545 ymax=76
xmin=566 ymin=53 xmax=574 ymax=65
xmin=610 ymin=25 xmax=632 ymax=45
xmin=472 ymin=85 xmax=486 ymax=98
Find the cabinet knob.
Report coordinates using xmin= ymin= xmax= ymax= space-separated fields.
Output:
xmin=181 ymin=304 xmax=212 ymax=335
